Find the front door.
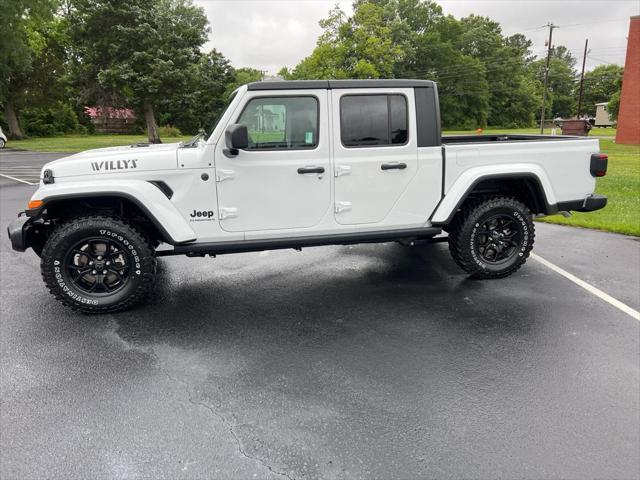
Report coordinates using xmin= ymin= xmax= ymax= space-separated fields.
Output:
xmin=214 ymin=91 xmax=330 ymax=232
xmin=332 ymin=89 xmax=418 ymax=225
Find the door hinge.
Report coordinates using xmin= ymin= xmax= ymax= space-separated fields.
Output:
xmin=216 ymin=169 xmax=235 ymax=182
xmin=218 ymin=207 xmax=238 ymax=220
xmin=334 ymin=201 xmax=352 ymax=214
xmin=335 ymin=165 xmax=352 ymax=177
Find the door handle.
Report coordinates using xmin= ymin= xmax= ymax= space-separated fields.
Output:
xmin=381 ymin=162 xmax=407 ymax=170
xmin=298 ymin=166 xmax=325 ymax=174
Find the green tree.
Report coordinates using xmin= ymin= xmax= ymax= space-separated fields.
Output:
xmin=579 ymin=64 xmax=624 ymax=117
xmin=395 ymin=7 xmax=491 ymax=127
xmin=68 ymin=0 xmax=209 ymax=143
xmin=0 ymin=0 xmax=56 ymax=139
xmin=284 ymin=2 xmax=403 ymax=80
xmin=530 ymin=45 xmax=577 ymax=118
xmin=157 ymin=49 xmax=236 ymax=134
xmin=225 ymin=67 xmax=264 ymax=97
xmin=283 ymin=0 xmax=542 ymax=129
xmin=607 ymin=69 xmax=624 ymax=121
xmin=456 ymin=16 xmax=538 ymax=127
xmin=608 ymin=90 xmax=621 ymax=121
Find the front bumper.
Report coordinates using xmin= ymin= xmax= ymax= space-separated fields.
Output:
xmin=556 ymin=194 xmax=608 ymax=213
xmin=7 ymin=213 xmax=33 ymax=252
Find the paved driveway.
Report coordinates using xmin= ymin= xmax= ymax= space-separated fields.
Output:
xmin=1 ymin=152 xmax=639 ymax=479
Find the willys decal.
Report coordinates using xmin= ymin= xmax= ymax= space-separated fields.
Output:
xmin=91 ymin=159 xmax=138 ymax=172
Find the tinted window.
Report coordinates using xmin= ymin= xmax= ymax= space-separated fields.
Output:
xmin=340 ymin=94 xmax=408 ymax=147
xmin=237 ymin=96 xmax=318 ymax=150
xmin=389 ymin=95 xmax=408 ymax=144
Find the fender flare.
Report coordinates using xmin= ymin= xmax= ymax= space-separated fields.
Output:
xmin=431 ymin=166 xmax=557 ymax=224
xmin=26 ymin=180 xmax=196 ymax=245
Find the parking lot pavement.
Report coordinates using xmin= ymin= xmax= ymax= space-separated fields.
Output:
xmin=1 ymin=180 xmax=639 ymax=479
xmin=0 ymin=150 xmax=68 ymax=185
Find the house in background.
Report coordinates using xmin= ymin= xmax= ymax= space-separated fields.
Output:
xmin=85 ymin=106 xmax=136 ymax=134
xmin=594 ymin=102 xmax=615 ymax=127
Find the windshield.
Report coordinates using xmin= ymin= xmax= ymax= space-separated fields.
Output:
xmin=206 ymin=89 xmax=239 ymax=140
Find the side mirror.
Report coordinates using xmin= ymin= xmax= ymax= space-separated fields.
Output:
xmin=224 ymin=124 xmax=249 ymax=157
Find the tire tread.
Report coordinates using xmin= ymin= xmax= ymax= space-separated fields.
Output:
xmin=40 ymin=215 xmax=156 ymax=314
xmin=448 ymin=196 xmax=535 ymax=279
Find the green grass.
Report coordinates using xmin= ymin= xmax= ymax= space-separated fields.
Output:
xmin=7 ymin=134 xmax=193 ymax=152
xmin=537 ymin=139 xmax=640 ymax=236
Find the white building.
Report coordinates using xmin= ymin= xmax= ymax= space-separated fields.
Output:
xmin=594 ymin=102 xmax=614 ymax=127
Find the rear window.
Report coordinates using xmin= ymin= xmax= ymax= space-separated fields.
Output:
xmin=340 ymin=94 xmax=408 ymax=147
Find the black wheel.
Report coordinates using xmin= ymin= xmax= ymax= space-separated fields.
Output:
xmin=41 ymin=215 xmax=157 ymax=313
xmin=448 ymin=197 xmax=535 ymax=279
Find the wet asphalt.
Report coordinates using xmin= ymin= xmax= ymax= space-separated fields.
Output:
xmin=1 ymin=152 xmax=639 ymax=479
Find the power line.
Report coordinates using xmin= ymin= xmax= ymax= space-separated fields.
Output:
xmin=557 ymin=18 xmax=631 ymax=29
xmin=521 ymin=17 xmax=630 ymax=31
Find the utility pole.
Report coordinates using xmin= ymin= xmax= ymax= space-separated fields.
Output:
xmin=540 ymin=23 xmax=557 ymax=133
xmin=576 ymin=38 xmax=589 ymax=118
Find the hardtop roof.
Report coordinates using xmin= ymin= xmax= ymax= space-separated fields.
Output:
xmin=246 ymin=79 xmax=436 ymax=91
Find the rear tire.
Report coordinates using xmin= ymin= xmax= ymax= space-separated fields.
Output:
xmin=41 ymin=215 xmax=157 ymax=313
xmin=448 ymin=197 xmax=534 ymax=279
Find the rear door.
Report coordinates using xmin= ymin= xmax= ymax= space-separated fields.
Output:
xmin=214 ymin=90 xmax=331 ymax=232
xmin=331 ymin=89 xmax=418 ymax=225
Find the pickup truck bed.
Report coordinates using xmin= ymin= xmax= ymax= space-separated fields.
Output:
xmin=442 ymin=134 xmax=584 ymax=144
xmin=429 ymin=135 xmax=601 ymax=224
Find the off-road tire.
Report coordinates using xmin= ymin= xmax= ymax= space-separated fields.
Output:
xmin=41 ymin=215 xmax=157 ymax=313
xmin=448 ymin=197 xmax=535 ymax=279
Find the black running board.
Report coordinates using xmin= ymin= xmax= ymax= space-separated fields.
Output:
xmin=157 ymin=227 xmax=442 ymax=257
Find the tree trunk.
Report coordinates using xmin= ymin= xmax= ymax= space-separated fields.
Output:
xmin=143 ymin=100 xmax=161 ymax=144
xmin=4 ymin=101 xmax=24 ymax=140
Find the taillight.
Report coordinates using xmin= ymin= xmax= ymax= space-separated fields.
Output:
xmin=590 ymin=153 xmax=608 ymax=177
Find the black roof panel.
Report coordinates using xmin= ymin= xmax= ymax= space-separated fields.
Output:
xmin=247 ymin=79 xmax=435 ymax=91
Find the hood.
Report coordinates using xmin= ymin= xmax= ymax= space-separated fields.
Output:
xmin=42 ymin=142 xmax=182 ymax=181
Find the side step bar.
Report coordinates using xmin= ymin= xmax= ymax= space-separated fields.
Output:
xmin=157 ymin=227 xmax=442 ymax=257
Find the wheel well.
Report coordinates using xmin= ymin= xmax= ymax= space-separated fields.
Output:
xmin=459 ymin=176 xmax=550 ymax=215
xmin=40 ymin=196 xmax=167 ymax=245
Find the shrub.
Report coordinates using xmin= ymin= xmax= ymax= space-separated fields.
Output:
xmin=158 ymin=125 xmax=182 ymax=137
xmin=21 ymin=103 xmax=80 ymax=137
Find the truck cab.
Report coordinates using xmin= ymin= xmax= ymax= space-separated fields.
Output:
xmin=8 ymin=80 xmax=608 ymax=313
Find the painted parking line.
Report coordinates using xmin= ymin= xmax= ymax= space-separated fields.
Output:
xmin=0 ymin=165 xmax=42 ymax=185
xmin=531 ymin=252 xmax=640 ymax=321
xmin=0 ymin=173 xmax=39 ymax=186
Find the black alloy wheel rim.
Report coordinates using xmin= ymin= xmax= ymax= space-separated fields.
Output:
xmin=64 ymin=237 xmax=131 ymax=295
xmin=474 ymin=214 xmax=523 ymax=264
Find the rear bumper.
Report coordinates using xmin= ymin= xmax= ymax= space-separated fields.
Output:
xmin=7 ymin=213 xmax=32 ymax=252
xmin=555 ymin=194 xmax=608 ymax=213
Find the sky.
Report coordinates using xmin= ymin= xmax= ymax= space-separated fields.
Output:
xmin=195 ymin=0 xmax=639 ymax=76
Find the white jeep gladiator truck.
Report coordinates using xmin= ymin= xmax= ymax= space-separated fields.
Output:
xmin=8 ymin=80 xmax=608 ymax=313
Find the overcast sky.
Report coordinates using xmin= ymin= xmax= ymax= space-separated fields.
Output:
xmin=195 ymin=0 xmax=639 ymax=75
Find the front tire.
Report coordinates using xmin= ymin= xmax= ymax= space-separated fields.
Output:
xmin=41 ymin=215 xmax=157 ymax=313
xmin=448 ymin=197 xmax=535 ymax=279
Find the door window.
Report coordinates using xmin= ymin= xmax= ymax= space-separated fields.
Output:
xmin=236 ymin=96 xmax=319 ymax=150
xmin=340 ymin=94 xmax=408 ymax=147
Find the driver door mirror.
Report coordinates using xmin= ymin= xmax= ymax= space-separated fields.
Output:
xmin=224 ymin=124 xmax=249 ymax=157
